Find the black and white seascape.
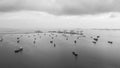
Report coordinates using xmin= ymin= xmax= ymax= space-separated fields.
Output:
xmin=1 ymin=0 xmax=120 ymax=68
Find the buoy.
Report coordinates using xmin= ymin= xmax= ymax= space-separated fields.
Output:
xmin=97 ymin=36 xmax=100 ymax=38
xmin=50 ymin=41 xmax=53 ymax=44
xmin=0 ymin=38 xmax=3 ymax=42
xmin=17 ymin=37 xmax=20 ymax=40
xmin=74 ymin=40 xmax=77 ymax=44
xmin=33 ymin=41 xmax=36 ymax=44
xmin=17 ymin=40 xmax=20 ymax=43
xmin=54 ymin=43 xmax=56 ymax=47
xmin=92 ymin=41 xmax=96 ymax=44
xmin=66 ymin=38 xmax=68 ymax=40
xmin=51 ymin=37 xmax=54 ymax=39
xmin=34 ymin=38 xmax=36 ymax=40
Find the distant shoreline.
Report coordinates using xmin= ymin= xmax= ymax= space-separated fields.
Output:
xmin=92 ymin=29 xmax=120 ymax=30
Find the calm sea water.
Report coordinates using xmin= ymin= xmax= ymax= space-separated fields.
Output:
xmin=0 ymin=30 xmax=120 ymax=68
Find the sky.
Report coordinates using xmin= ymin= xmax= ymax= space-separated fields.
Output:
xmin=0 ymin=0 xmax=120 ymax=29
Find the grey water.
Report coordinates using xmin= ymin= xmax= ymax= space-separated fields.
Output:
xmin=0 ymin=29 xmax=120 ymax=68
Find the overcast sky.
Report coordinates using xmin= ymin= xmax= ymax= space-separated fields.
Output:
xmin=0 ymin=0 xmax=120 ymax=29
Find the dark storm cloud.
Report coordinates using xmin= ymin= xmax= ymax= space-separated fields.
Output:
xmin=0 ymin=0 xmax=120 ymax=15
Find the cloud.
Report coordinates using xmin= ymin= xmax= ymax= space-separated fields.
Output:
xmin=56 ymin=0 xmax=120 ymax=15
xmin=0 ymin=0 xmax=22 ymax=12
xmin=0 ymin=0 xmax=120 ymax=15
